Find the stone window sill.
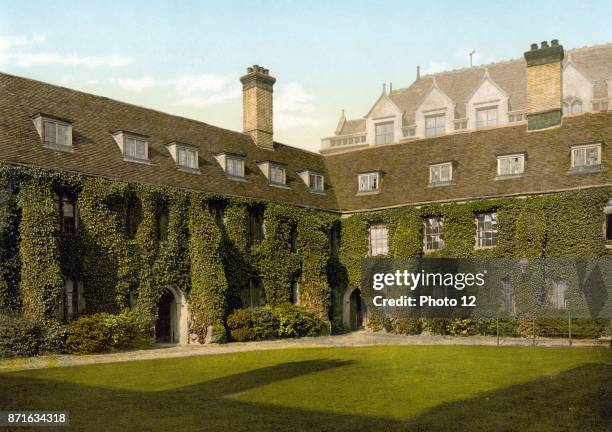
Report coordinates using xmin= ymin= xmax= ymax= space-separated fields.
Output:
xmin=43 ymin=143 xmax=75 ymax=153
xmin=177 ymin=166 xmax=201 ymax=175
xmin=356 ymin=190 xmax=380 ymax=196
xmin=428 ymin=181 xmax=454 ymax=188
xmin=495 ymin=174 xmax=524 ymax=181
xmin=124 ymin=157 xmax=152 ymax=166
xmin=270 ymin=182 xmax=291 ymax=190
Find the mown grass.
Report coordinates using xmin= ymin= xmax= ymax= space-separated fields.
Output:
xmin=0 ymin=345 xmax=610 ymax=431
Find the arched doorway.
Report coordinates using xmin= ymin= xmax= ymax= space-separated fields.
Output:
xmin=343 ymin=287 xmax=366 ymax=330
xmin=155 ymin=286 xmax=190 ymax=344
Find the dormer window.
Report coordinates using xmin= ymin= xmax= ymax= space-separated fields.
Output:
xmin=227 ymin=156 xmax=245 ymax=178
xmin=476 ymin=106 xmax=498 ymax=129
xmin=497 ymin=153 xmax=525 ymax=177
xmin=270 ymin=164 xmax=286 ymax=185
xmin=429 ymin=162 xmax=453 ymax=185
xmin=32 ymin=114 xmax=73 ymax=152
xmin=297 ymin=170 xmax=325 ymax=193
xmin=177 ymin=146 xmax=198 ymax=170
xmin=257 ymin=161 xmax=287 ymax=186
xmin=113 ymin=131 xmax=149 ymax=164
xmin=425 ymin=114 xmax=445 ymax=137
xmin=375 ymin=121 xmax=394 ymax=145
xmin=571 ymin=143 xmax=601 ymax=172
xmin=358 ymin=172 xmax=380 ymax=193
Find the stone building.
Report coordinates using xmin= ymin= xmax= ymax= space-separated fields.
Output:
xmin=0 ymin=40 xmax=610 ymax=343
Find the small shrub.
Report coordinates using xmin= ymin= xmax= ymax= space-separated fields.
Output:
xmin=227 ymin=309 xmax=255 ymax=342
xmin=212 ymin=323 xmax=227 ymax=344
xmin=65 ymin=314 xmax=112 ymax=354
xmin=391 ymin=318 xmax=423 ymax=335
xmin=423 ymin=318 xmax=451 ymax=335
xmin=40 ymin=321 xmax=66 ymax=354
xmin=273 ymin=303 xmax=328 ymax=338
xmin=0 ymin=313 xmax=42 ymax=358
xmin=367 ymin=317 xmax=383 ymax=332
xmin=447 ymin=318 xmax=479 ymax=336
xmin=251 ymin=307 xmax=279 ymax=340
xmin=103 ymin=310 xmax=152 ymax=349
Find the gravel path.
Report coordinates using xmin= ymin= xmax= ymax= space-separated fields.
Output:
xmin=1 ymin=331 xmax=608 ymax=372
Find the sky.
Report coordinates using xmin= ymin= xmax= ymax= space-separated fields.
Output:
xmin=1 ymin=0 xmax=611 ymax=152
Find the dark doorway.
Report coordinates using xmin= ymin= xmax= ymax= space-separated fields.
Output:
xmin=155 ymin=290 xmax=174 ymax=342
xmin=349 ymin=289 xmax=364 ymax=330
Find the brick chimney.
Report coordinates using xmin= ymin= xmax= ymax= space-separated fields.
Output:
xmin=240 ymin=65 xmax=276 ymax=150
xmin=524 ymin=39 xmax=564 ymax=131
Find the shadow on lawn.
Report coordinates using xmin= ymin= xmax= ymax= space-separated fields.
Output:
xmin=0 ymin=360 xmax=610 ymax=432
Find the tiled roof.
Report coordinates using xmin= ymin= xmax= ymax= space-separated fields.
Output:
xmin=385 ymin=44 xmax=612 ymax=124
xmin=1 ymin=71 xmax=611 ymax=215
xmin=338 ymin=118 xmax=366 ymax=135
xmin=324 ymin=112 xmax=612 ymax=212
xmin=0 ymin=72 xmax=337 ymax=211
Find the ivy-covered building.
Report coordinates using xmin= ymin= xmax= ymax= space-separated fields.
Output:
xmin=0 ymin=40 xmax=611 ymax=343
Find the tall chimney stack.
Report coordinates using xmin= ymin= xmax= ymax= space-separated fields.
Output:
xmin=524 ymin=39 xmax=564 ymax=131
xmin=240 ymin=65 xmax=276 ymax=149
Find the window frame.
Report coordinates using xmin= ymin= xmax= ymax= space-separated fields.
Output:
xmin=423 ymin=216 xmax=445 ymax=252
xmin=497 ymin=154 xmax=525 ymax=177
xmin=123 ymin=134 xmax=149 ymax=162
xmin=429 ymin=162 xmax=453 ymax=185
xmin=368 ymin=224 xmax=389 ymax=256
xmin=308 ymin=173 xmax=325 ymax=193
xmin=43 ymin=119 xmax=72 ymax=148
xmin=176 ymin=145 xmax=199 ymax=170
xmin=475 ymin=212 xmax=498 ymax=249
xmin=226 ymin=155 xmax=245 ymax=178
xmin=571 ymin=143 xmax=601 ymax=169
xmin=374 ymin=121 xmax=394 ymax=145
xmin=425 ymin=113 xmax=446 ymax=137
xmin=54 ymin=190 xmax=77 ymax=237
xmin=358 ymin=172 xmax=380 ymax=193
xmin=269 ymin=164 xmax=286 ymax=185
xmin=476 ymin=106 xmax=499 ymax=129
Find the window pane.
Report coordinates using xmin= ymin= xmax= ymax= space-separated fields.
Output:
xmin=270 ymin=166 xmax=285 ymax=184
xmin=375 ymin=122 xmax=394 ymax=145
xmin=426 ymin=114 xmax=445 ymax=136
xmin=44 ymin=121 xmax=56 ymax=144
xmin=125 ymin=138 xmax=135 ymax=158
xmin=369 ymin=224 xmax=388 ymax=256
xmin=57 ymin=124 xmax=69 ymax=146
xmin=477 ymin=107 xmax=498 ymax=128
xmin=178 ymin=148 xmax=186 ymax=166
xmin=135 ymin=140 xmax=146 ymax=159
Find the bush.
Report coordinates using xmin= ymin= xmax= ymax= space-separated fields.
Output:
xmin=273 ymin=303 xmax=328 ymax=338
xmin=0 ymin=313 xmax=42 ymax=358
xmin=518 ymin=317 xmax=609 ymax=339
xmin=39 ymin=321 xmax=66 ymax=354
xmin=447 ymin=318 xmax=480 ymax=337
xmin=391 ymin=318 xmax=423 ymax=335
xmin=366 ymin=317 xmax=384 ymax=332
xmin=103 ymin=310 xmax=151 ymax=349
xmin=251 ymin=307 xmax=279 ymax=340
xmin=65 ymin=314 xmax=112 ymax=354
xmin=227 ymin=309 xmax=255 ymax=342
xmin=423 ymin=318 xmax=451 ymax=335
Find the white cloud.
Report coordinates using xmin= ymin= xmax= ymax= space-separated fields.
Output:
xmin=0 ymin=33 xmax=132 ymax=68
xmin=274 ymin=82 xmax=318 ymax=130
xmin=116 ymin=76 xmax=160 ymax=92
xmin=174 ymin=74 xmax=231 ymax=95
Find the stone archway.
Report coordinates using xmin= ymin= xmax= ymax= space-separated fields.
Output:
xmin=342 ymin=287 xmax=366 ymax=330
xmin=155 ymin=286 xmax=190 ymax=344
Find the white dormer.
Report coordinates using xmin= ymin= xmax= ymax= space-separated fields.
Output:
xmin=414 ymin=78 xmax=455 ymax=138
xmin=466 ymin=69 xmax=508 ymax=130
xmin=297 ymin=170 xmax=325 ymax=193
xmin=213 ymin=151 xmax=246 ymax=180
xmin=32 ymin=114 xmax=74 ymax=152
xmin=166 ymin=142 xmax=200 ymax=173
xmin=112 ymin=131 xmax=150 ymax=164
xmin=257 ymin=161 xmax=288 ymax=187
xmin=364 ymin=86 xmax=403 ymax=146
xmin=563 ymin=60 xmax=594 ymax=115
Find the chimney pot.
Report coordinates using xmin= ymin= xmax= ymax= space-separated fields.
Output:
xmin=247 ymin=67 xmax=253 ymax=73
xmin=541 ymin=41 xmax=549 ymax=48
xmin=531 ymin=43 xmax=538 ymax=51
xmin=416 ymin=65 xmax=421 ymax=80
xmin=551 ymin=39 xmax=559 ymax=46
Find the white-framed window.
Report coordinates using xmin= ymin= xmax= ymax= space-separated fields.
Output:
xmin=571 ymin=143 xmax=601 ymax=168
xmin=476 ymin=212 xmax=497 ymax=248
xmin=270 ymin=164 xmax=286 ymax=185
xmin=358 ymin=172 xmax=380 ymax=192
xmin=54 ymin=190 xmax=77 ymax=236
xmin=375 ymin=121 xmax=394 ymax=145
xmin=425 ymin=114 xmax=445 ymax=137
xmin=423 ymin=216 xmax=444 ymax=251
xmin=563 ymin=99 xmax=583 ymax=116
xmin=476 ymin=106 xmax=498 ymax=129
xmin=309 ymin=173 xmax=324 ymax=192
xmin=124 ymin=135 xmax=148 ymax=161
xmin=368 ymin=224 xmax=388 ymax=256
xmin=43 ymin=119 xmax=71 ymax=148
xmin=508 ymin=112 xmax=524 ymax=122
xmin=177 ymin=146 xmax=198 ymax=170
xmin=226 ymin=156 xmax=245 ymax=178
xmin=497 ymin=154 xmax=525 ymax=176
xmin=429 ymin=162 xmax=453 ymax=184
xmin=546 ymin=280 xmax=567 ymax=309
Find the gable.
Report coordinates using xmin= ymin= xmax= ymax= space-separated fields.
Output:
xmin=563 ymin=62 xmax=594 ymax=102
xmin=366 ymin=95 xmax=402 ymax=120
xmin=416 ymin=85 xmax=454 ymax=114
xmin=468 ymin=77 xmax=507 ymax=108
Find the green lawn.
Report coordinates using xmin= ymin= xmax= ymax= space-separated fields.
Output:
xmin=1 ymin=345 xmax=610 ymax=431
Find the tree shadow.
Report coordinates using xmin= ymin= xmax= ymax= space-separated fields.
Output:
xmin=0 ymin=360 xmax=610 ymax=432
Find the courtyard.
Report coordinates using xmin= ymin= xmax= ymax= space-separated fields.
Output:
xmin=1 ymin=343 xmax=610 ymax=431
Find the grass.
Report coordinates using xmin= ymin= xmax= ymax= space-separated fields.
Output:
xmin=0 ymin=345 xmax=610 ymax=431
